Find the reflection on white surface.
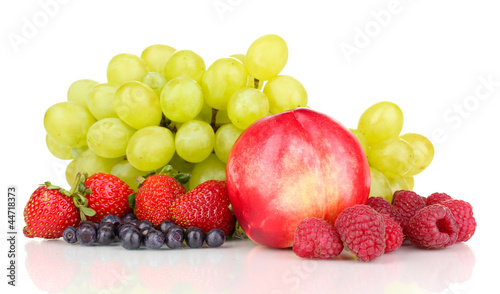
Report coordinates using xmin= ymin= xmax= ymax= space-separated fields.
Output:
xmin=25 ymin=239 xmax=475 ymax=293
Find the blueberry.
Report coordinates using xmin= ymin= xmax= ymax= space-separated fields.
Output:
xmin=122 ymin=213 xmax=137 ymax=223
xmin=127 ymin=219 xmax=139 ymax=227
xmin=141 ymin=227 xmax=156 ymax=238
xmin=157 ymin=220 xmax=175 ymax=235
xmin=76 ymin=223 xmax=97 ymax=245
xmin=101 ymin=215 xmax=122 ymax=226
xmin=137 ymin=220 xmax=154 ymax=231
xmin=99 ymin=222 xmax=116 ymax=234
xmin=62 ymin=226 xmax=77 ymax=244
xmin=144 ymin=230 xmax=165 ymax=249
xmin=205 ymin=228 xmax=225 ymax=247
xmin=97 ymin=228 xmax=116 ymax=245
xmin=120 ymin=228 xmax=142 ymax=250
xmin=118 ymin=223 xmax=139 ymax=239
xmin=185 ymin=226 xmax=205 ymax=248
xmin=165 ymin=230 xmax=184 ymax=249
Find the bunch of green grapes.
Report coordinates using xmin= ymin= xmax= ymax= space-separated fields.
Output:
xmin=350 ymin=102 xmax=435 ymax=202
xmin=43 ymin=35 xmax=308 ymax=191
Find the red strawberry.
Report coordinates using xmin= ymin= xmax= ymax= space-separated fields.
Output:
xmin=134 ymin=174 xmax=186 ymax=227
xmin=170 ymin=180 xmax=235 ymax=235
xmin=83 ymin=173 xmax=134 ymax=223
xmin=23 ymin=183 xmax=81 ymax=239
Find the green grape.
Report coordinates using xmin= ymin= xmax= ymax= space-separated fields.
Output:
xmin=227 ymin=88 xmax=269 ymax=130
xmin=113 ymin=81 xmax=162 ymax=129
xmin=46 ymin=134 xmax=72 ymax=160
xmin=44 ymin=102 xmax=96 ymax=147
xmin=400 ymin=133 xmax=434 ymax=176
xmin=405 ymin=176 xmax=415 ymax=190
xmin=202 ymin=58 xmax=247 ymax=110
xmin=246 ymin=75 xmax=264 ymax=90
xmin=163 ymin=50 xmax=206 ymax=84
xmin=168 ymin=152 xmax=195 ymax=174
xmin=189 ymin=153 xmax=227 ymax=190
xmin=263 ymin=75 xmax=307 ymax=114
xmin=357 ymin=101 xmax=404 ymax=146
xmin=175 ymin=120 xmax=214 ymax=163
xmin=246 ymin=34 xmax=288 ymax=81
xmin=67 ymin=79 xmax=98 ymax=110
xmin=87 ymin=118 xmax=135 ymax=158
xmin=107 ymin=53 xmax=148 ymax=85
xmin=387 ymin=176 xmax=411 ymax=194
xmin=142 ymin=72 xmax=167 ymax=97
xmin=86 ymin=83 xmax=120 ymax=120
xmin=214 ymin=124 xmax=243 ymax=163
xmin=160 ymin=77 xmax=203 ymax=122
xmin=368 ymin=137 xmax=414 ymax=177
xmin=194 ymin=103 xmax=213 ymax=124
xmin=141 ymin=44 xmax=176 ymax=74
xmin=110 ymin=159 xmax=146 ymax=191
xmin=230 ymin=54 xmax=246 ymax=64
xmin=71 ymin=146 xmax=88 ymax=160
xmin=349 ymin=128 xmax=369 ymax=156
xmin=126 ymin=126 xmax=175 ymax=171
xmin=368 ymin=167 xmax=393 ymax=202
xmin=74 ymin=149 xmax=121 ymax=177
xmin=215 ymin=109 xmax=231 ymax=126
xmin=65 ymin=159 xmax=78 ymax=187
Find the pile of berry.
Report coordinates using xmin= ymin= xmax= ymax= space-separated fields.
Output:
xmin=293 ymin=190 xmax=476 ymax=261
xmin=63 ymin=214 xmax=225 ymax=250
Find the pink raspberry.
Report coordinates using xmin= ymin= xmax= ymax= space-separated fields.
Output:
xmin=392 ymin=190 xmax=426 ymax=231
xmin=293 ymin=218 xmax=343 ymax=259
xmin=366 ymin=197 xmax=405 ymax=226
xmin=426 ymin=192 xmax=453 ymax=206
xmin=406 ymin=204 xmax=458 ymax=249
xmin=441 ymin=199 xmax=476 ymax=242
xmin=335 ymin=205 xmax=385 ymax=262
xmin=382 ymin=214 xmax=404 ymax=253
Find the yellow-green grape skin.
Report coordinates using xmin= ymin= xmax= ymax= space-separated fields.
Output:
xmin=230 ymin=54 xmax=246 ymax=64
xmin=214 ymin=124 xmax=243 ymax=163
xmin=67 ymin=79 xmax=98 ymax=110
xmin=201 ymin=58 xmax=247 ymax=110
xmin=357 ymin=101 xmax=404 ymax=146
xmin=163 ymin=50 xmax=206 ymax=84
xmin=215 ymin=109 xmax=231 ymax=126
xmin=160 ymin=77 xmax=203 ymax=123
xmin=71 ymin=146 xmax=88 ymax=160
xmin=405 ymin=176 xmax=415 ymax=190
xmin=110 ymin=160 xmax=146 ymax=191
xmin=65 ymin=159 xmax=78 ymax=187
xmin=368 ymin=167 xmax=393 ymax=202
xmin=246 ymin=75 xmax=264 ymax=90
xmin=46 ymin=134 xmax=72 ymax=160
xmin=74 ymin=149 xmax=122 ymax=177
xmin=400 ymin=133 xmax=435 ymax=176
xmin=86 ymin=83 xmax=120 ymax=120
xmin=188 ymin=153 xmax=227 ymax=190
xmin=168 ymin=152 xmax=195 ymax=174
xmin=107 ymin=53 xmax=148 ymax=85
xmin=86 ymin=118 xmax=135 ymax=158
xmin=175 ymin=120 xmax=215 ymax=163
xmin=263 ymin=75 xmax=307 ymax=114
xmin=367 ymin=137 xmax=414 ymax=178
xmin=246 ymin=34 xmax=288 ymax=81
xmin=349 ymin=128 xmax=369 ymax=156
xmin=227 ymin=88 xmax=269 ymax=130
xmin=141 ymin=72 xmax=167 ymax=97
xmin=141 ymin=44 xmax=176 ymax=74
xmin=126 ymin=126 xmax=175 ymax=172
xmin=387 ymin=176 xmax=411 ymax=194
xmin=194 ymin=103 xmax=213 ymax=124
xmin=113 ymin=81 xmax=162 ymax=129
xmin=44 ymin=102 xmax=96 ymax=147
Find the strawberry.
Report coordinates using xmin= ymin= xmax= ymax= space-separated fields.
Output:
xmin=83 ymin=173 xmax=135 ymax=223
xmin=23 ymin=183 xmax=81 ymax=239
xmin=134 ymin=174 xmax=186 ymax=227
xmin=170 ymin=180 xmax=235 ymax=235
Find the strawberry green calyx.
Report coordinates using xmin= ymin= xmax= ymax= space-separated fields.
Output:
xmin=67 ymin=173 xmax=96 ymax=221
xmin=137 ymin=164 xmax=191 ymax=187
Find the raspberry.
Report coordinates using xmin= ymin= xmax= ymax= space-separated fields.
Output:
xmin=382 ymin=214 xmax=404 ymax=253
xmin=441 ymin=200 xmax=476 ymax=242
xmin=335 ymin=205 xmax=385 ymax=262
xmin=406 ymin=204 xmax=458 ymax=249
xmin=426 ymin=192 xmax=453 ymax=206
xmin=366 ymin=197 xmax=405 ymax=226
xmin=392 ymin=190 xmax=426 ymax=231
xmin=293 ymin=218 xmax=343 ymax=259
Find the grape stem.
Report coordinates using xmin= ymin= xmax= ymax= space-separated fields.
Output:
xmin=253 ymin=78 xmax=260 ymax=89
xmin=211 ymin=108 xmax=219 ymax=132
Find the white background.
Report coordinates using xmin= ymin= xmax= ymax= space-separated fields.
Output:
xmin=1 ymin=0 xmax=499 ymax=293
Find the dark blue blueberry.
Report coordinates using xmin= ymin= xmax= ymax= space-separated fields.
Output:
xmin=62 ymin=226 xmax=77 ymax=244
xmin=101 ymin=215 xmax=122 ymax=227
xmin=205 ymin=228 xmax=225 ymax=247
xmin=97 ymin=228 xmax=116 ymax=245
xmin=120 ymin=228 xmax=142 ymax=250
xmin=165 ymin=230 xmax=184 ymax=249
xmin=76 ymin=223 xmax=97 ymax=245
xmin=126 ymin=219 xmax=139 ymax=227
xmin=144 ymin=230 xmax=165 ymax=249
xmin=122 ymin=213 xmax=137 ymax=223
xmin=141 ymin=227 xmax=156 ymax=238
xmin=137 ymin=220 xmax=154 ymax=231
xmin=156 ymin=220 xmax=175 ymax=235
xmin=185 ymin=226 xmax=205 ymax=248
xmin=99 ymin=222 xmax=116 ymax=234
xmin=118 ymin=223 xmax=139 ymax=239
